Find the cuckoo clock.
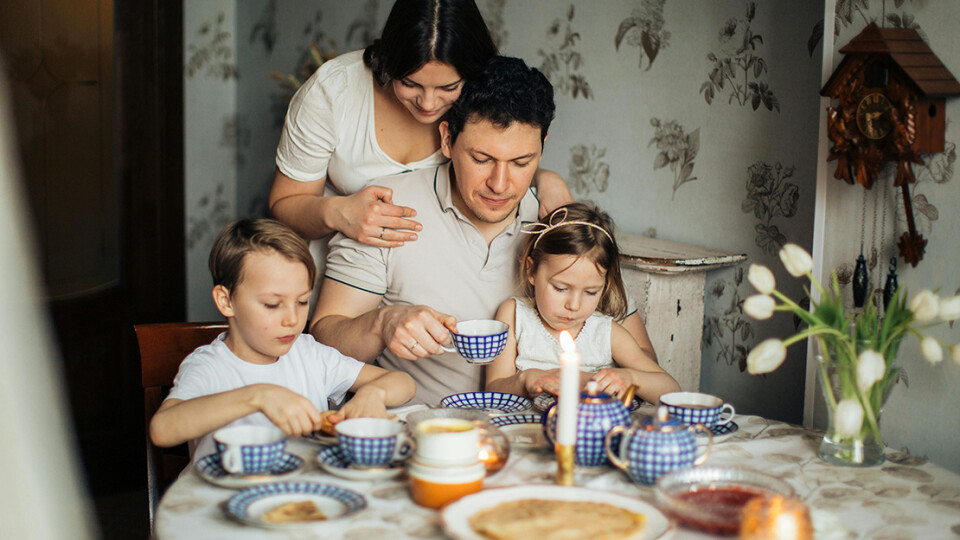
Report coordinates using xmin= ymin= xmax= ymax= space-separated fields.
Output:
xmin=821 ymin=23 xmax=960 ymax=266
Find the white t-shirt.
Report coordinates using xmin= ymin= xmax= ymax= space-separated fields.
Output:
xmin=166 ymin=332 xmax=364 ymax=463
xmin=512 ymin=297 xmax=615 ymax=373
xmin=275 ymin=50 xmax=449 ymax=296
xmin=276 ymin=49 xmax=447 ymax=195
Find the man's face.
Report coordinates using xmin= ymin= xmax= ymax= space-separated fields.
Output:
xmin=440 ymin=118 xmax=543 ymax=227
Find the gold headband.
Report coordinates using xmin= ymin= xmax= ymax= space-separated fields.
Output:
xmin=521 ymin=207 xmax=613 ymax=249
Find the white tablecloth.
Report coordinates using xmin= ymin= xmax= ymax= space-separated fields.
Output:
xmin=155 ymin=405 xmax=960 ymax=539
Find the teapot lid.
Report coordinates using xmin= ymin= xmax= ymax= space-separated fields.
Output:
xmin=642 ymin=406 xmax=684 ymax=433
xmin=581 ymin=380 xmax=615 ymax=404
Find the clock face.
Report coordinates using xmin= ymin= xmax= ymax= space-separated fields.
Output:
xmin=856 ymin=92 xmax=893 ymax=140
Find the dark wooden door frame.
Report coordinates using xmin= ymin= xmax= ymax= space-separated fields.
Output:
xmin=115 ymin=0 xmax=185 ymax=324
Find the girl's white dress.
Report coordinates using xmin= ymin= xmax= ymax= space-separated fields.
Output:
xmin=512 ymin=297 xmax=615 ymax=373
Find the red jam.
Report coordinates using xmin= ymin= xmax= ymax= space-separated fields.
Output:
xmin=672 ymin=486 xmax=767 ymax=535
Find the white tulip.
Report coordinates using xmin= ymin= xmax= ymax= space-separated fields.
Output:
xmin=747 ymin=338 xmax=787 ymax=374
xmin=908 ymin=289 xmax=940 ymax=323
xmin=952 ymin=345 xmax=960 ymax=367
xmin=938 ymin=295 xmax=960 ymax=322
xmin=778 ymin=243 xmax=813 ymax=277
xmin=921 ymin=336 xmax=943 ymax=364
xmin=835 ymin=399 xmax=864 ymax=438
xmin=748 ymin=264 xmax=776 ymax=295
xmin=744 ymin=294 xmax=776 ymax=320
xmin=856 ymin=350 xmax=886 ymax=391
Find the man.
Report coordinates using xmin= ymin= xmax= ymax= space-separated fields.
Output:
xmin=311 ymin=56 xmax=655 ymax=405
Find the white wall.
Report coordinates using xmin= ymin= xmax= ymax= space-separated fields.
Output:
xmin=183 ymin=1 xmax=238 ymax=321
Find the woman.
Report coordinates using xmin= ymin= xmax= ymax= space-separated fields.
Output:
xmin=270 ymin=0 xmax=571 ymax=251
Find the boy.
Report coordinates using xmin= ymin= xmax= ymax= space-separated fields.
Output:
xmin=149 ymin=218 xmax=416 ymax=461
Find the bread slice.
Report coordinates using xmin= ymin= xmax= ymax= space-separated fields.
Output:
xmin=261 ymin=500 xmax=327 ymax=523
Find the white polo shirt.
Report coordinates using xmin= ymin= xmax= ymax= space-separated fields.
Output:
xmin=324 ymin=163 xmax=539 ymax=405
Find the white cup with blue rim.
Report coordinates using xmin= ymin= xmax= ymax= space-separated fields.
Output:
xmin=213 ymin=425 xmax=287 ymax=474
xmin=659 ymin=392 xmax=735 ymax=428
xmin=439 ymin=320 xmax=509 ymax=364
xmin=335 ymin=418 xmax=415 ymax=468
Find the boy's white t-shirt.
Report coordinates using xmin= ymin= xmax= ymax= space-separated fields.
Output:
xmin=166 ymin=332 xmax=364 ymax=463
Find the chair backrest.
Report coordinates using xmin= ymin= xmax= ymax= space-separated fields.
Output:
xmin=135 ymin=322 xmax=227 ymax=526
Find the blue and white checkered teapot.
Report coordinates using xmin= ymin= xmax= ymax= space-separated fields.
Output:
xmin=542 ymin=381 xmax=634 ymax=467
xmin=604 ymin=406 xmax=713 ymax=485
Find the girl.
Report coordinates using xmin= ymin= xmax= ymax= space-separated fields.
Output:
xmin=486 ymin=203 xmax=680 ymax=403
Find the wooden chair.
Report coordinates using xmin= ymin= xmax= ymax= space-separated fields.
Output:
xmin=135 ymin=322 xmax=227 ymax=525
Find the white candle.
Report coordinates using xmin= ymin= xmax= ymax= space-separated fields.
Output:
xmin=557 ymin=330 xmax=580 ymax=445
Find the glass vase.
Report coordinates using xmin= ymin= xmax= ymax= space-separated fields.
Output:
xmin=815 ymin=354 xmax=887 ymax=467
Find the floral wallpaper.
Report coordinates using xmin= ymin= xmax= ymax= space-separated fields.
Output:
xmin=183 ymin=0 xmax=960 ymax=471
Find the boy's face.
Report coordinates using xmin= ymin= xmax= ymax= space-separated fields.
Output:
xmin=213 ymin=250 xmax=312 ymax=365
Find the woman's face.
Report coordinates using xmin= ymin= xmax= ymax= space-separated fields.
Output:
xmin=391 ymin=61 xmax=463 ymax=124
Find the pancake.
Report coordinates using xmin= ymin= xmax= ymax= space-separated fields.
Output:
xmin=261 ymin=500 xmax=328 ymax=523
xmin=469 ymin=498 xmax=646 ymax=540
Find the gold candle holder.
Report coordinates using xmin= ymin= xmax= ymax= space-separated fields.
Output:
xmin=555 ymin=444 xmax=574 ymax=486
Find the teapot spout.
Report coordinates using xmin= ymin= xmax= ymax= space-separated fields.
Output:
xmin=621 ymin=385 xmax=637 ymax=408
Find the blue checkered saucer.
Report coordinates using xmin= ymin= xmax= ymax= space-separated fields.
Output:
xmin=440 ymin=392 xmax=532 ymax=414
xmin=489 ymin=413 xmax=547 ymax=448
xmin=196 ymin=452 xmax=303 ymax=489
xmin=695 ymin=419 xmax=740 ymax=445
xmin=223 ymin=481 xmax=366 ymax=529
xmin=315 ymin=446 xmax=405 ymax=481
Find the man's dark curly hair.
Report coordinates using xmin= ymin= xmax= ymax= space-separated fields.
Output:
xmin=445 ymin=56 xmax=555 ymax=146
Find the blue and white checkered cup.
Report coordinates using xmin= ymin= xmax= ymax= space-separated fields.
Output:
xmin=213 ymin=425 xmax=287 ymax=475
xmin=335 ymin=418 xmax=414 ymax=468
xmin=439 ymin=320 xmax=509 ymax=364
xmin=660 ymin=392 xmax=735 ymax=428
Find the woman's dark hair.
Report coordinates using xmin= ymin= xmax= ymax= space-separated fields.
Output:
xmin=519 ymin=203 xmax=628 ymax=320
xmin=363 ymin=0 xmax=498 ymax=86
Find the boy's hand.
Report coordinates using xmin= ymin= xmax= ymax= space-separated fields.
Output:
xmin=590 ymin=368 xmax=633 ymax=398
xmin=335 ymin=386 xmax=389 ymax=421
xmin=254 ymin=384 xmax=324 ymax=437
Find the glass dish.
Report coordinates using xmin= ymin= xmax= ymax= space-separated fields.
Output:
xmin=406 ymin=408 xmax=511 ymax=474
xmin=654 ymin=466 xmax=795 ymax=536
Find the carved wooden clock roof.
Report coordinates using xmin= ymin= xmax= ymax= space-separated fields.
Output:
xmin=820 ymin=23 xmax=960 ymax=267
xmin=822 ymin=23 xmax=960 ymax=98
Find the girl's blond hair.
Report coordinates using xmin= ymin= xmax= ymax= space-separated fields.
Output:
xmin=519 ymin=202 xmax=627 ymax=320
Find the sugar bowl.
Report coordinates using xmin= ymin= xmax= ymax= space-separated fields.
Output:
xmin=605 ymin=406 xmax=713 ymax=485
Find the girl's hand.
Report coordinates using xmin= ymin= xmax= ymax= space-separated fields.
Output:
xmin=334 ymin=185 xmax=422 ymax=247
xmin=589 ymin=368 xmax=633 ymax=398
xmin=521 ymin=368 xmax=562 ymax=396
xmin=254 ymin=384 xmax=325 ymax=437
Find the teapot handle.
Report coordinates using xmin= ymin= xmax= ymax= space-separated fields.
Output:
xmin=544 ymin=405 xmax=557 ymax=446
xmin=690 ymin=424 xmax=713 ymax=465
xmin=604 ymin=425 xmax=630 ymax=472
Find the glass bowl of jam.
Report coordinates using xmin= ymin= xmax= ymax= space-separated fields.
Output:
xmin=654 ymin=466 xmax=795 ymax=535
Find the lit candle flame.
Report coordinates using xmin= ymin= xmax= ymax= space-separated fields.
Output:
xmin=559 ymin=330 xmax=575 ymax=353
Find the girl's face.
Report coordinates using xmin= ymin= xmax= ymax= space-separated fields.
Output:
xmin=528 ymin=254 xmax=606 ymax=337
xmin=391 ymin=61 xmax=463 ymax=124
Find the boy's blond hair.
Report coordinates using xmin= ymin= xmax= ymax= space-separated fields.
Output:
xmin=209 ymin=218 xmax=316 ymax=293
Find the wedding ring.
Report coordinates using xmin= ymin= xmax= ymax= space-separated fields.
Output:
xmin=379 ymin=227 xmax=385 ymax=239
xmin=407 ymin=342 xmax=418 ymax=350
